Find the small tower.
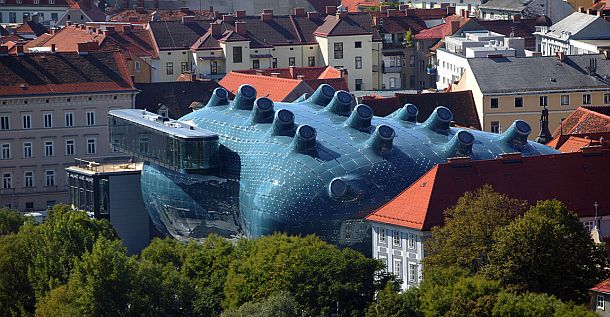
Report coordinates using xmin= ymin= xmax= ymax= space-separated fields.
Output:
xmin=535 ymin=106 xmax=552 ymax=144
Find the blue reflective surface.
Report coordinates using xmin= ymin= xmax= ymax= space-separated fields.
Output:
xmin=140 ymin=84 xmax=559 ymax=252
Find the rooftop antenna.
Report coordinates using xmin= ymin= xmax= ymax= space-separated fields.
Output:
xmin=591 ymin=201 xmax=601 ymax=243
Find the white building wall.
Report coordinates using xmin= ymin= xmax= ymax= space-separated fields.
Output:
xmin=0 ymin=5 xmax=67 ymax=24
xmin=436 ymin=49 xmax=469 ymax=90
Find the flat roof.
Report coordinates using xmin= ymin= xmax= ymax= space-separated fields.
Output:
xmin=109 ymin=109 xmax=218 ymax=140
xmin=66 ymin=161 xmax=144 ymax=176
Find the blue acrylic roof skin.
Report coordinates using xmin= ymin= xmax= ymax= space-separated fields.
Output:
xmin=140 ymin=84 xmax=559 ymax=252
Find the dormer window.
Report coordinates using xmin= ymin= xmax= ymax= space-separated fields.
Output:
xmin=16 ymin=0 xmax=23 ymax=3
xmin=48 ymin=0 xmax=55 ymax=4
xmin=33 ymin=0 xmax=39 ymax=4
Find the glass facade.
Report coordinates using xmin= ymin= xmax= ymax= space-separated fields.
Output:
xmin=134 ymin=84 xmax=559 ymax=253
xmin=109 ymin=112 xmax=219 ymax=172
xmin=68 ymin=173 xmax=109 ymax=218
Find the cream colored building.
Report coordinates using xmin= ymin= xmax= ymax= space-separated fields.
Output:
xmin=453 ymin=54 xmax=610 ymax=138
xmin=0 ymin=50 xmax=138 ymax=211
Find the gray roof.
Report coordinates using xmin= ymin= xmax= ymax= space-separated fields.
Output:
xmin=109 ymin=109 xmax=218 ymax=140
xmin=479 ymin=0 xmax=527 ymax=12
xmin=467 ymin=54 xmax=610 ymax=94
xmin=542 ymin=12 xmax=610 ymax=40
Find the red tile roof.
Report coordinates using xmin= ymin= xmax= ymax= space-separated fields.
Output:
xmin=14 ymin=21 xmax=48 ymax=36
xmin=592 ymin=277 xmax=610 ymax=294
xmin=366 ymin=150 xmax=610 ymax=230
xmin=219 ymin=72 xmax=312 ymax=101
xmin=552 ymin=106 xmax=610 ymax=136
xmin=69 ymin=0 xmax=107 ymax=22
xmin=341 ymin=0 xmax=380 ymax=12
xmin=361 ymin=90 xmax=481 ymax=129
xmin=547 ymin=132 xmax=610 ymax=153
xmin=413 ymin=15 xmax=470 ymax=40
xmin=234 ymin=66 xmax=349 ymax=92
xmin=0 ymin=50 xmax=136 ymax=97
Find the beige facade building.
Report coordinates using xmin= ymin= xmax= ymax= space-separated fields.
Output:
xmin=148 ymin=8 xmax=383 ymax=90
xmin=0 ymin=49 xmax=138 ymax=211
xmin=453 ymin=53 xmax=610 ymax=138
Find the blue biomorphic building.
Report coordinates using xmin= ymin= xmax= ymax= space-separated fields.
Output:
xmin=109 ymin=84 xmax=558 ymax=251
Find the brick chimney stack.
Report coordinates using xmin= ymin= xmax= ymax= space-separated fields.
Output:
xmin=307 ymin=11 xmax=319 ymax=20
xmin=222 ymin=14 xmax=234 ymax=22
xmin=211 ymin=22 xmax=222 ymax=38
xmin=261 ymin=12 xmax=272 ymax=22
xmin=294 ymin=7 xmax=305 ymax=16
xmin=235 ymin=21 xmax=247 ymax=35
xmin=51 ymin=43 xmax=56 ymax=53
xmin=289 ymin=65 xmax=296 ymax=79
xmin=325 ymin=6 xmax=337 ymax=15
xmin=16 ymin=44 xmax=24 ymax=56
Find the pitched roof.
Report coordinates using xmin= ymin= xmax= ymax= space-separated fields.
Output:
xmin=479 ymin=0 xmax=529 ymax=11
xmin=0 ymin=50 xmax=136 ymax=97
xmin=14 ymin=21 xmax=49 ymax=36
xmin=376 ymin=15 xmax=428 ymax=34
xmin=413 ymin=15 xmax=470 ymax=40
xmin=361 ymin=90 xmax=482 ymax=129
xmin=473 ymin=18 xmax=538 ymax=50
xmin=547 ymin=133 xmax=610 ymax=152
xmin=314 ymin=13 xmax=382 ymax=40
xmin=539 ymin=12 xmax=610 ymax=40
xmin=23 ymin=33 xmax=52 ymax=49
xmin=135 ymin=81 xmax=221 ymax=119
xmin=592 ymin=278 xmax=610 ymax=295
xmin=219 ymin=72 xmax=313 ymax=101
xmin=306 ymin=0 xmax=340 ymax=13
xmin=69 ymin=0 xmax=107 ymax=22
xmin=342 ymin=0 xmax=380 ymax=12
xmin=366 ymin=150 xmax=610 ymax=230
xmin=0 ymin=25 xmax=8 ymax=36
xmin=234 ymin=66 xmax=349 ymax=91
xmin=37 ymin=25 xmax=105 ymax=52
xmin=467 ymin=54 xmax=610 ymax=94
xmin=149 ymin=20 xmax=212 ymax=50
xmin=552 ymin=106 xmax=610 ymax=136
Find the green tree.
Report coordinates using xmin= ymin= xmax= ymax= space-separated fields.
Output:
xmin=0 ymin=234 xmax=35 ymax=316
xmin=365 ymin=282 xmax=422 ymax=317
xmin=492 ymin=292 xmax=596 ymax=317
xmin=424 ymin=186 xmax=527 ymax=275
xmin=0 ymin=208 xmax=24 ymax=235
xmin=35 ymin=283 xmax=81 ymax=317
xmin=28 ymin=205 xmax=118 ymax=299
xmin=140 ymin=237 xmax=188 ymax=268
xmin=404 ymin=29 xmax=413 ymax=46
xmin=220 ymin=291 xmax=298 ymax=317
xmin=486 ymin=200 xmax=608 ymax=303
xmin=223 ymin=233 xmax=384 ymax=316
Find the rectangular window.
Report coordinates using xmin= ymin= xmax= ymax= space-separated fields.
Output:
xmin=560 ymin=95 xmax=569 ymax=106
xmin=233 ymin=46 xmax=243 ymax=63
xmin=139 ymin=136 xmax=149 ymax=154
xmin=1 ymin=144 xmax=10 ymax=159
xmin=605 ymin=94 xmax=610 ymax=104
xmin=308 ymin=56 xmax=315 ymax=67
xmin=44 ymin=141 xmax=53 ymax=157
xmin=355 ymin=56 xmax=362 ymax=69
xmin=598 ymin=295 xmax=605 ymax=310
xmin=491 ymin=121 xmax=500 ymax=134
xmin=355 ymin=41 xmax=362 ymax=48
xmin=45 ymin=170 xmax=55 ymax=186
xmin=252 ymin=59 xmax=260 ymax=69
xmin=491 ymin=98 xmax=498 ymax=109
xmin=86 ymin=111 xmax=95 ymax=126
xmin=409 ymin=55 xmax=415 ymax=67
xmin=22 ymin=114 xmax=31 ymax=129
xmin=540 ymin=95 xmax=548 ymax=107
xmin=2 ymin=173 xmax=11 ymax=189
xmin=378 ymin=228 xmax=386 ymax=243
xmin=181 ymin=62 xmax=189 ymax=73
xmin=408 ymin=263 xmax=417 ymax=283
xmin=334 ymin=42 xmax=343 ymax=59
xmin=24 ymin=171 xmax=34 ymax=188
xmin=51 ymin=12 xmax=58 ymax=21
xmin=583 ymin=94 xmax=592 ymax=105
xmin=380 ymin=256 xmax=388 ymax=272
xmin=393 ymin=231 xmax=401 ymax=247
xmin=0 ymin=115 xmax=9 ymax=130
xmin=23 ymin=142 xmax=32 ymax=158
xmin=272 ymin=58 xmax=277 ymax=68
xmin=65 ymin=112 xmax=74 ymax=127
xmin=166 ymin=62 xmax=174 ymax=75
xmin=9 ymin=12 xmax=16 ymax=23
xmin=65 ymin=140 xmax=75 ymax=156
xmin=355 ymin=79 xmax=363 ymax=91
xmin=408 ymin=234 xmax=415 ymax=249
xmin=288 ymin=57 xmax=296 ymax=67
xmin=87 ymin=138 xmax=96 ymax=154
xmin=393 ymin=259 xmax=402 ymax=280
xmin=43 ymin=113 xmax=52 ymax=128
xmin=25 ymin=202 xmax=34 ymax=210
xmin=514 ymin=97 xmax=523 ymax=108
xmin=134 ymin=61 xmax=141 ymax=72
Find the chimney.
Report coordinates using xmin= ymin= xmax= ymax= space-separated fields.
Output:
xmin=32 ymin=13 xmax=41 ymax=24
xmin=261 ymin=12 xmax=272 ymax=22
xmin=182 ymin=15 xmax=195 ymax=24
xmin=387 ymin=9 xmax=397 ymax=17
xmin=136 ymin=0 xmax=144 ymax=9
xmin=80 ymin=24 xmax=86 ymax=30
xmin=512 ymin=14 xmax=521 ymax=22
xmin=337 ymin=11 xmax=347 ymax=19
xmin=236 ymin=10 xmax=247 ymax=18
xmin=296 ymin=74 xmax=305 ymax=80
xmin=325 ymin=6 xmax=337 ymax=15
xmin=213 ymin=11 xmax=221 ymax=19
xmin=211 ymin=22 xmax=222 ymax=38
xmin=106 ymin=26 xmax=116 ymax=34
xmin=262 ymin=9 xmax=273 ymax=15
xmin=270 ymin=72 xmax=280 ymax=77
xmin=446 ymin=6 xmax=456 ymax=15
xmin=123 ymin=25 xmax=131 ymax=33
xmin=450 ymin=20 xmax=461 ymax=35
xmin=294 ymin=7 xmax=305 ymax=16
xmin=557 ymin=51 xmax=566 ymax=62
xmin=578 ymin=6 xmax=585 ymax=13
xmin=16 ymin=44 xmax=24 ymax=56
xmin=604 ymin=50 xmax=610 ymax=59
xmin=399 ymin=4 xmax=409 ymax=11
xmin=222 ymin=14 xmax=234 ymax=22
xmin=67 ymin=21 xmax=72 ymax=26
xmin=598 ymin=10 xmax=603 ymax=17
xmin=51 ymin=43 xmax=56 ymax=53
xmin=0 ymin=46 xmax=8 ymax=56
xmin=307 ymin=11 xmax=319 ymax=20
xmin=535 ymin=107 xmax=552 ymax=144
xmin=289 ymin=65 xmax=296 ymax=79
xmin=180 ymin=7 xmax=189 ymax=13
xmin=587 ymin=8 xmax=594 ymax=15
xmin=235 ymin=21 xmax=247 ymax=35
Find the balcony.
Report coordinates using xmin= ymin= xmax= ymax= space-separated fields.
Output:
xmin=383 ymin=65 xmax=402 ymax=73
xmin=426 ymin=66 xmax=437 ymax=75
